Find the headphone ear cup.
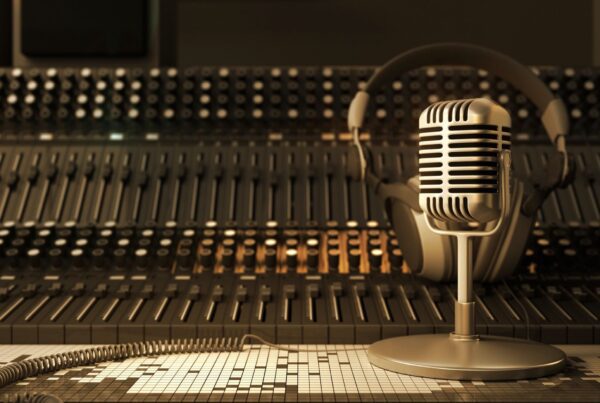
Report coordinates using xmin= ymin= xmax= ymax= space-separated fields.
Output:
xmin=410 ymin=207 xmax=455 ymax=282
xmin=483 ymin=180 xmax=535 ymax=282
xmin=472 ymin=179 xmax=530 ymax=282
xmin=387 ymin=175 xmax=454 ymax=282
xmin=386 ymin=198 xmax=423 ymax=272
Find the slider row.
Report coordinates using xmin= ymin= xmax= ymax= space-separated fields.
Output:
xmin=0 ymin=143 xmax=597 ymax=227
xmin=0 ymin=275 xmax=597 ymax=345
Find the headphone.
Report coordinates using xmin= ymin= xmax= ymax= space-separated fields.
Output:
xmin=347 ymin=43 xmax=575 ymax=282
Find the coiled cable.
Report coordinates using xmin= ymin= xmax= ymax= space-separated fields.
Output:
xmin=2 ymin=392 xmax=62 ymax=403
xmin=0 ymin=334 xmax=367 ymax=394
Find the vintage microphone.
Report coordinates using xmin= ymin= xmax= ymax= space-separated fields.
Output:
xmin=367 ymin=98 xmax=567 ymax=380
xmin=419 ymin=97 xmax=511 ymax=337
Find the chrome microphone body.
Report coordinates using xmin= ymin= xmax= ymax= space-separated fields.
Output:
xmin=417 ymin=97 xmax=512 ymax=336
xmin=418 ymin=98 xmax=511 ymax=225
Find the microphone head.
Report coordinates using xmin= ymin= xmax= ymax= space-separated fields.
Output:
xmin=418 ymin=98 xmax=511 ymax=224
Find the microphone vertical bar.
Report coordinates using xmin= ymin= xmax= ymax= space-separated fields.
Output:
xmin=457 ymin=235 xmax=472 ymax=303
xmin=455 ymin=234 xmax=475 ymax=337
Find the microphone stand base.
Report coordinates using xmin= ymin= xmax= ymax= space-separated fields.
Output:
xmin=368 ymin=333 xmax=566 ymax=381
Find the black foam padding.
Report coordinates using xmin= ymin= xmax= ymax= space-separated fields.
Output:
xmin=21 ymin=0 xmax=147 ymax=57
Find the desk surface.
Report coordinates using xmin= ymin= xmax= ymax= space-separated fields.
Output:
xmin=0 ymin=344 xmax=599 ymax=402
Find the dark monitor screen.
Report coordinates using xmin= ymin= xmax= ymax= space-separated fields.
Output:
xmin=21 ymin=0 xmax=147 ymax=58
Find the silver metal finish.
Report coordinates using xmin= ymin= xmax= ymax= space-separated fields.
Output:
xmin=418 ymin=98 xmax=511 ymax=225
xmin=368 ymin=334 xmax=566 ymax=381
xmin=456 ymin=235 xmax=473 ymax=304
xmin=455 ymin=301 xmax=475 ymax=336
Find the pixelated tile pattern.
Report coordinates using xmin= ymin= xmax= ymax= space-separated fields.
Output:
xmin=1 ymin=344 xmax=599 ymax=402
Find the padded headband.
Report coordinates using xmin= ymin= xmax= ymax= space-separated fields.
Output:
xmin=349 ymin=42 xmax=568 ymax=147
xmin=348 ymin=42 xmax=571 ymax=182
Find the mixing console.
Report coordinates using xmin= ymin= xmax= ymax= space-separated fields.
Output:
xmin=0 ymin=66 xmax=598 ymax=351
xmin=0 ymin=217 xmax=598 ymax=345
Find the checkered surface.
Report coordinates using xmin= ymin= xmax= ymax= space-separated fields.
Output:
xmin=0 ymin=345 xmax=599 ymax=402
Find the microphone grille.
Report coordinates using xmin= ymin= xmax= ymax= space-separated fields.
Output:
xmin=418 ymin=98 xmax=511 ymax=223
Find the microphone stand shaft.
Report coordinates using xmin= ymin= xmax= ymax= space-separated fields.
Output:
xmin=455 ymin=234 xmax=475 ymax=337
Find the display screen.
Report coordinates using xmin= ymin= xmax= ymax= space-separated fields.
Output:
xmin=21 ymin=0 xmax=147 ymax=57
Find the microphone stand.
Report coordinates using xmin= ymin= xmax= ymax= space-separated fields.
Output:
xmin=367 ymin=151 xmax=567 ymax=380
xmin=442 ymin=151 xmax=511 ymax=339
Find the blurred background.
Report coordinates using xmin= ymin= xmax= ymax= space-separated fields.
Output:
xmin=0 ymin=0 xmax=597 ymax=67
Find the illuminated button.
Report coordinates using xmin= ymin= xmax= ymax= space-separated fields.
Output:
xmin=286 ymin=249 xmax=298 ymax=269
xmin=369 ymin=249 xmax=383 ymax=268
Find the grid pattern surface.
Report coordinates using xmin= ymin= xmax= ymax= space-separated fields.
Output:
xmin=1 ymin=345 xmax=599 ymax=402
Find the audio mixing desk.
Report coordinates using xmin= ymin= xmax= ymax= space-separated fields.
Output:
xmin=0 ymin=65 xmax=599 ymax=401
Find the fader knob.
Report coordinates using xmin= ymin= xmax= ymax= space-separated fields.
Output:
xmin=45 ymin=248 xmax=61 ymax=269
xmin=27 ymin=248 xmax=41 ymax=269
xmin=48 ymin=282 xmax=63 ymax=296
xmin=135 ymin=248 xmax=149 ymax=269
xmin=22 ymin=283 xmax=38 ymax=298
xmin=71 ymin=282 xmax=85 ymax=297
xmin=389 ymin=249 xmax=403 ymax=268
xmin=331 ymin=282 xmax=343 ymax=297
xmin=243 ymin=248 xmax=256 ymax=269
xmin=328 ymin=249 xmax=340 ymax=268
xmin=369 ymin=249 xmax=383 ymax=269
xmin=71 ymin=248 xmax=85 ymax=269
xmin=307 ymin=283 xmax=320 ymax=298
xmin=116 ymin=284 xmax=131 ymax=298
xmin=165 ymin=284 xmax=178 ymax=297
xmin=283 ymin=284 xmax=296 ymax=299
xmin=260 ymin=285 xmax=272 ymax=302
xmin=5 ymin=248 xmax=19 ymax=269
xmin=141 ymin=284 xmax=155 ymax=298
xmin=199 ymin=249 xmax=214 ymax=267
xmin=176 ymin=249 xmax=193 ymax=269
xmin=235 ymin=285 xmax=248 ymax=302
xmin=348 ymin=249 xmax=361 ymax=269
xmin=211 ymin=285 xmax=224 ymax=302
xmin=86 ymin=243 xmax=103 ymax=264
xmin=306 ymin=248 xmax=319 ymax=270
xmin=285 ymin=249 xmax=298 ymax=270
xmin=188 ymin=285 xmax=201 ymax=301
xmin=265 ymin=248 xmax=277 ymax=270
xmin=156 ymin=248 xmax=170 ymax=269
xmin=93 ymin=283 xmax=108 ymax=298
xmin=222 ymin=248 xmax=236 ymax=270
xmin=113 ymin=248 xmax=127 ymax=268
xmin=354 ymin=282 xmax=367 ymax=297
xmin=0 ymin=288 xmax=10 ymax=302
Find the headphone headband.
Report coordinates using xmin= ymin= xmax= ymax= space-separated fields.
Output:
xmin=348 ymin=42 xmax=571 ymax=184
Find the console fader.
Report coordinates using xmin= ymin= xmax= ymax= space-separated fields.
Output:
xmin=0 ymin=66 xmax=598 ymax=345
